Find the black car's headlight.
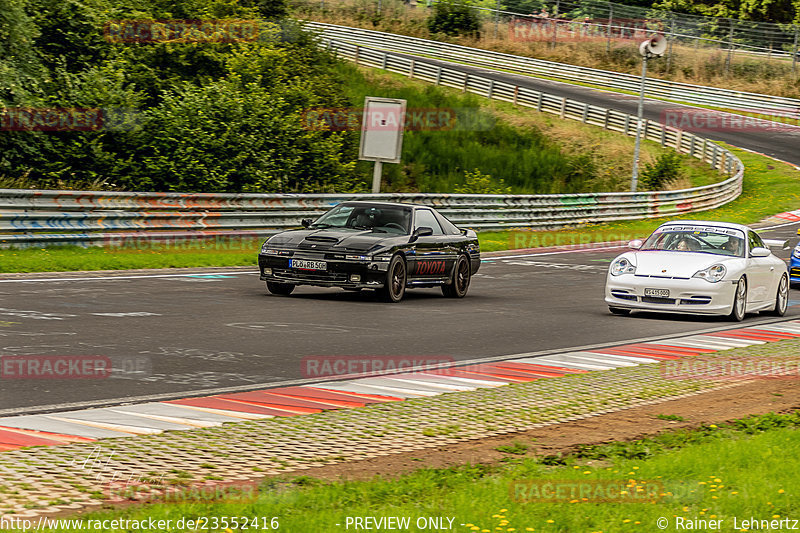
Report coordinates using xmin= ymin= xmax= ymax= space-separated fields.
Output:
xmin=345 ymin=254 xmax=370 ymax=261
xmin=693 ymin=264 xmax=727 ymax=283
xmin=261 ymin=244 xmax=290 ymax=256
xmin=610 ymin=257 xmax=636 ymax=276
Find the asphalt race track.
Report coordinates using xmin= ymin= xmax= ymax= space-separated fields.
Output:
xmin=1 ymin=220 xmax=798 ymax=416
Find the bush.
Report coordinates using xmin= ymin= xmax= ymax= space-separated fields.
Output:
xmin=454 ymin=169 xmax=511 ymax=194
xmin=640 ymin=152 xmax=683 ymax=190
xmin=427 ymin=0 xmax=481 ymax=38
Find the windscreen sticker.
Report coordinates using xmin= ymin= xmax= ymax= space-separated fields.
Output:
xmin=653 ymin=226 xmax=745 ymax=237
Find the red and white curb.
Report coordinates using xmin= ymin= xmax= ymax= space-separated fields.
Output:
xmin=774 ymin=209 xmax=800 ymax=222
xmin=2 ymin=320 xmax=799 ymax=451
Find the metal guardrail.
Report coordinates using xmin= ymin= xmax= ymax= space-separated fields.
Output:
xmin=306 ymin=22 xmax=800 ymax=118
xmin=0 ymin=30 xmax=744 ymax=248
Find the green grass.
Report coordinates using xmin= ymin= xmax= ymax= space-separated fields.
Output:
xmin=42 ymin=412 xmax=800 ymax=532
xmin=340 ymin=63 xmax=722 ymax=195
xmin=0 ymin=239 xmax=258 ymax=273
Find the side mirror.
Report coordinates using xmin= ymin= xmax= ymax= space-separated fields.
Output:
xmin=410 ymin=227 xmax=434 ymax=241
xmin=628 ymin=239 xmax=643 ymax=250
xmin=301 ymin=218 xmax=312 ymax=228
xmin=750 ymin=247 xmax=771 ymax=258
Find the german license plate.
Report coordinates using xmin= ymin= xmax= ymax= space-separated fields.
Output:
xmin=644 ymin=288 xmax=670 ymax=297
xmin=290 ymin=259 xmax=327 ymax=271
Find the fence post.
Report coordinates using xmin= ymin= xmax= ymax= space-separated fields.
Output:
xmin=793 ymin=25 xmax=799 ymax=76
xmin=536 ymin=92 xmax=543 ymax=111
xmin=725 ymin=20 xmax=734 ymax=76
xmin=488 ymin=80 xmax=494 ymax=99
xmin=354 ymin=45 xmax=360 ymax=65
xmin=603 ymin=108 xmax=610 ymax=129
xmin=551 ymin=0 xmax=560 ymax=48
xmin=666 ymin=17 xmax=675 ymax=73
xmin=559 ymin=97 xmax=566 ymax=119
xmin=435 ymin=66 xmax=442 ymax=85
xmin=513 ymin=86 xmax=519 ymax=105
xmin=463 ymin=73 xmax=469 ymax=92
xmin=409 ymin=59 xmax=415 ymax=78
xmin=606 ymin=2 xmax=613 ymax=54
xmin=494 ymin=0 xmax=500 ymax=39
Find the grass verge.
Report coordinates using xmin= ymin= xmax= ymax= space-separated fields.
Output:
xmin=44 ymin=411 xmax=800 ymax=532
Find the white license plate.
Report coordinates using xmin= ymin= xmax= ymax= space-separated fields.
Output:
xmin=290 ymin=259 xmax=327 ymax=271
xmin=644 ymin=288 xmax=670 ymax=297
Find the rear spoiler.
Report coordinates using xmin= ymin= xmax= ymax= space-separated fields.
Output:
xmin=763 ymin=238 xmax=792 ymax=250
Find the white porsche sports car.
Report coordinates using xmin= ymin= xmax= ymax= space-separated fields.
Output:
xmin=605 ymin=221 xmax=789 ymax=321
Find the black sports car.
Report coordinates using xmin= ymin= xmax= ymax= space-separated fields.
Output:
xmin=258 ymin=201 xmax=480 ymax=302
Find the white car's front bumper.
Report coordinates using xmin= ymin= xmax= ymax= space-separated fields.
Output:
xmin=605 ymin=275 xmax=738 ymax=315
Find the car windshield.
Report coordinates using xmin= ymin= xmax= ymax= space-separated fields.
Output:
xmin=641 ymin=225 xmax=746 ymax=257
xmin=309 ymin=204 xmax=412 ymax=235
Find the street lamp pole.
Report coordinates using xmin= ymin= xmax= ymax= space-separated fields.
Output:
xmin=631 ymin=34 xmax=666 ymax=192
xmin=630 ymin=54 xmax=648 ymax=193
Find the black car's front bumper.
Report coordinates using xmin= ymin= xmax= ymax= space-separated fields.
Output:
xmin=258 ymin=254 xmax=390 ymax=289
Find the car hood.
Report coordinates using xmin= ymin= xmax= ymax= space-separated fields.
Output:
xmin=268 ymin=229 xmax=403 ymax=252
xmin=626 ymin=251 xmax=736 ymax=278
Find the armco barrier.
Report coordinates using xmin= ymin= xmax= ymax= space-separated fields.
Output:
xmin=0 ymin=30 xmax=744 ymax=248
xmin=306 ymin=22 xmax=800 ymax=119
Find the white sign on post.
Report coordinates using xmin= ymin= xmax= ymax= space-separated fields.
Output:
xmin=359 ymin=97 xmax=406 ymax=193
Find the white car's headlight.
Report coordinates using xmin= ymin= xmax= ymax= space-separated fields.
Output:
xmin=793 ymin=245 xmax=800 ymax=259
xmin=610 ymin=257 xmax=636 ymax=276
xmin=693 ymin=264 xmax=727 ymax=283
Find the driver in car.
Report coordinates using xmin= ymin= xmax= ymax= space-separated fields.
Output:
xmin=721 ymin=236 xmax=742 ymax=256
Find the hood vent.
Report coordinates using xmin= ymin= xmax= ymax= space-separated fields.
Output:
xmin=305 ymin=235 xmax=340 ymax=243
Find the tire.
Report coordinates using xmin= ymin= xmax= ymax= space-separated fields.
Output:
xmin=378 ymin=255 xmax=406 ymax=303
xmin=768 ymin=274 xmax=789 ymax=316
xmin=728 ymin=277 xmax=747 ymax=321
xmin=608 ymin=306 xmax=630 ymax=316
xmin=442 ymin=255 xmax=471 ymax=298
xmin=266 ymin=281 xmax=295 ymax=296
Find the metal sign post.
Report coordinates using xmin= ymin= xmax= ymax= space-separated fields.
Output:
xmin=359 ymin=97 xmax=406 ymax=193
